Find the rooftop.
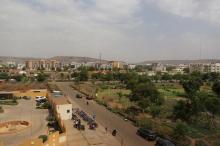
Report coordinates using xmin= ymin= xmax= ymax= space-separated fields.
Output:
xmin=53 ymin=97 xmax=71 ymax=105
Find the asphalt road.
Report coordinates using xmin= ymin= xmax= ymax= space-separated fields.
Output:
xmin=56 ymin=82 xmax=155 ymax=146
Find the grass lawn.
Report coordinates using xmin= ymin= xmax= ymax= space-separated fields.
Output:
xmin=96 ymin=88 xmax=132 ymax=109
xmin=0 ymin=100 xmax=18 ymax=105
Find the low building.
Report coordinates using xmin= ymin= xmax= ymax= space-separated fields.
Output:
xmin=70 ymin=62 xmax=82 ymax=70
xmin=127 ymin=64 xmax=136 ymax=70
xmin=152 ymin=63 xmax=166 ymax=72
xmin=53 ymin=98 xmax=72 ymax=120
xmin=110 ymin=61 xmax=124 ymax=69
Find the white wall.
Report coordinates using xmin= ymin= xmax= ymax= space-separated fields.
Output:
xmin=56 ymin=104 xmax=72 ymax=120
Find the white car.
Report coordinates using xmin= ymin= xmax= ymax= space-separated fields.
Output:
xmin=35 ymin=96 xmax=46 ymax=101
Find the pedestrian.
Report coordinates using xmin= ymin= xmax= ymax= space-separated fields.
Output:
xmin=105 ymin=127 xmax=108 ymax=133
xmin=93 ymin=114 xmax=96 ymax=120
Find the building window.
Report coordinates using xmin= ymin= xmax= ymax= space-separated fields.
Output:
xmin=67 ymin=110 xmax=70 ymax=113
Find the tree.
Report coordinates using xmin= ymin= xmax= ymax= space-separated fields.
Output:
xmin=182 ymin=79 xmax=203 ymax=97
xmin=60 ymin=73 xmax=64 ymax=80
xmin=37 ymin=73 xmax=47 ymax=82
xmin=78 ymin=69 xmax=88 ymax=81
xmin=173 ymin=100 xmax=193 ymax=121
xmin=138 ymin=98 xmax=150 ymax=112
xmin=102 ymin=72 xmax=113 ymax=81
xmin=161 ymin=73 xmax=172 ymax=81
xmin=0 ymin=72 xmax=9 ymax=80
xmin=205 ymin=96 xmax=220 ymax=122
xmin=212 ymin=81 xmax=220 ymax=96
xmin=131 ymin=82 xmax=163 ymax=105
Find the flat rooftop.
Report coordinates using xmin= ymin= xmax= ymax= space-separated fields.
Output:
xmin=53 ymin=97 xmax=71 ymax=105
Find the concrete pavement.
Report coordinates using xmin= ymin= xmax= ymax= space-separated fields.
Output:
xmin=0 ymin=99 xmax=48 ymax=146
xmin=62 ymin=94 xmax=121 ymax=146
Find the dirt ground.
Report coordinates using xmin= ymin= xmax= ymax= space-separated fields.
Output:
xmin=0 ymin=83 xmax=47 ymax=91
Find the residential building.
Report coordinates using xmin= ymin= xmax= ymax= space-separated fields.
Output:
xmin=189 ymin=63 xmax=205 ymax=73
xmin=209 ymin=63 xmax=220 ymax=73
xmin=152 ymin=63 xmax=166 ymax=72
xmin=69 ymin=62 xmax=81 ymax=70
xmin=189 ymin=63 xmax=220 ymax=73
xmin=110 ymin=61 xmax=124 ymax=69
xmin=25 ymin=60 xmax=60 ymax=71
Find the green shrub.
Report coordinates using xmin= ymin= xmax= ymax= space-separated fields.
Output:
xmin=39 ymin=135 xmax=48 ymax=142
xmin=173 ymin=120 xmax=188 ymax=139
xmin=149 ymin=105 xmax=161 ymax=118
xmin=0 ymin=106 xmax=4 ymax=113
xmin=136 ymin=117 xmax=153 ymax=129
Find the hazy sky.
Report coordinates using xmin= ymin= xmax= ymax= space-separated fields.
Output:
xmin=0 ymin=0 xmax=220 ymax=62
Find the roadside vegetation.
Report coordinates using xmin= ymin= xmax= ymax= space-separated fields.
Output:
xmin=70 ymin=67 xmax=220 ymax=146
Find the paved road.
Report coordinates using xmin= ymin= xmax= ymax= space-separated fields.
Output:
xmin=56 ymin=82 xmax=155 ymax=146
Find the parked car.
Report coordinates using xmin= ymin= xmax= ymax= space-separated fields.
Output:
xmin=35 ymin=96 xmax=46 ymax=102
xmin=86 ymin=96 xmax=93 ymax=100
xmin=137 ymin=128 xmax=157 ymax=141
xmin=23 ymin=96 xmax=31 ymax=100
xmin=76 ymin=94 xmax=82 ymax=98
xmin=155 ymin=137 xmax=175 ymax=146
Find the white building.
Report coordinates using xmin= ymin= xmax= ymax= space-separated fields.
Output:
xmin=210 ymin=63 xmax=220 ymax=73
xmin=53 ymin=97 xmax=72 ymax=120
xmin=127 ymin=64 xmax=136 ymax=70
xmin=189 ymin=63 xmax=220 ymax=73
xmin=70 ymin=62 xmax=82 ymax=70
xmin=17 ymin=63 xmax=26 ymax=70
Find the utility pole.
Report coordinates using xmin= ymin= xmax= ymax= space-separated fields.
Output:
xmin=99 ymin=52 xmax=102 ymax=70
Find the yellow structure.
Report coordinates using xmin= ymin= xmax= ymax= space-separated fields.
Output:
xmin=22 ymin=139 xmax=43 ymax=146
xmin=0 ymin=90 xmax=67 ymax=146
xmin=21 ymin=132 xmax=65 ymax=146
xmin=25 ymin=60 xmax=60 ymax=71
xmin=110 ymin=61 xmax=124 ymax=69
xmin=13 ymin=89 xmax=47 ymax=98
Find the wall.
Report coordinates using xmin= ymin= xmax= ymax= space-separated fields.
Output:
xmin=13 ymin=89 xmax=47 ymax=98
xmin=20 ymin=132 xmax=66 ymax=146
xmin=56 ymin=104 xmax=72 ymax=120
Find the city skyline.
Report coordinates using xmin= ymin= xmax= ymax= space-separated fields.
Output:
xmin=1 ymin=0 xmax=220 ymax=62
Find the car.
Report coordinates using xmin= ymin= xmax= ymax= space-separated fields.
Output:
xmin=23 ymin=96 xmax=31 ymax=100
xmin=86 ymin=96 xmax=93 ymax=100
xmin=137 ymin=128 xmax=157 ymax=141
xmin=35 ymin=96 xmax=47 ymax=102
xmin=155 ymin=137 xmax=175 ymax=146
xmin=76 ymin=94 xmax=82 ymax=98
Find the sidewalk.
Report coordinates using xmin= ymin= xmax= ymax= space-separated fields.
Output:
xmin=64 ymin=97 xmax=121 ymax=146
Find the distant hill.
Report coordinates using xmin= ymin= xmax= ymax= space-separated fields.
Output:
xmin=0 ymin=56 xmax=40 ymax=64
xmin=138 ymin=59 xmax=220 ymax=65
xmin=0 ymin=56 xmax=108 ymax=64
xmin=50 ymin=56 xmax=108 ymax=64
